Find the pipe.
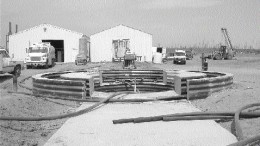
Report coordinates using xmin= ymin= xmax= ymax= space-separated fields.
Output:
xmin=0 ymin=92 xmax=122 ymax=121
xmin=8 ymin=22 xmax=12 ymax=35
xmin=162 ymin=115 xmax=232 ymax=122
xmin=0 ymin=53 xmax=3 ymax=71
xmin=113 ymin=111 xmax=260 ymax=124
xmin=15 ymin=24 xmax=18 ymax=33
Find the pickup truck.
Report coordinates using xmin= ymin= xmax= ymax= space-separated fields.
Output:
xmin=173 ymin=50 xmax=186 ymax=65
xmin=0 ymin=48 xmax=23 ymax=76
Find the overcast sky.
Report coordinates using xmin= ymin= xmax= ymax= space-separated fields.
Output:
xmin=1 ymin=0 xmax=259 ymax=49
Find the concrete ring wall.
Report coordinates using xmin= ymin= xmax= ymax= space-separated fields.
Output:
xmin=186 ymin=71 xmax=233 ymax=100
xmin=32 ymin=71 xmax=96 ymax=99
xmin=31 ymin=70 xmax=233 ymax=100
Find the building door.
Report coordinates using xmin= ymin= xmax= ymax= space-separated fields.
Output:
xmin=112 ymin=39 xmax=130 ymax=58
xmin=57 ymin=51 xmax=62 ymax=62
xmin=42 ymin=40 xmax=64 ymax=62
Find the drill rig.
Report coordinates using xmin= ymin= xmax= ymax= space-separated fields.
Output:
xmin=123 ymin=49 xmax=136 ymax=69
xmin=213 ymin=28 xmax=235 ymax=60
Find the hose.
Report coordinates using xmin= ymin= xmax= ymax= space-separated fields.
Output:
xmin=18 ymin=76 xmax=32 ymax=91
xmin=233 ymin=103 xmax=260 ymax=140
xmin=227 ymin=103 xmax=260 ymax=146
xmin=113 ymin=103 xmax=260 ymax=145
xmin=0 ymin=92 xmax=122 ymax=121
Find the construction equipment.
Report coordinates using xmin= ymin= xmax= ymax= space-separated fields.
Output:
xmin=123 ymin=50 xmax=136 ymax=69
xmin=212 ymin=28 xmax=235 ymax=60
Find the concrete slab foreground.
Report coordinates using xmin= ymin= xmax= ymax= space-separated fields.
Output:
xmin=44 ymin=101 xmax=237 ymax=146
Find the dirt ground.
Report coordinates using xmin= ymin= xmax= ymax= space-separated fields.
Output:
xmin=0 ymin=53 xmax=260 ymax=146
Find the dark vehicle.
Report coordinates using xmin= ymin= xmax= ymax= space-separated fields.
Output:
xmin=186 ymin=50 xmax=193 ymax=60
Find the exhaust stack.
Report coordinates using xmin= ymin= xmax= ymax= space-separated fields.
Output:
xmin=8 ymin=22 xmax=12 ymax=35
xmin=15 ymin=24 xmax=18 ymax=33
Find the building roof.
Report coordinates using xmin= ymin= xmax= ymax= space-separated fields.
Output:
xmin=91 ymin=24 xmax=152 ymax=36
xmin=10 ymin=23 xmax=84 ymax=37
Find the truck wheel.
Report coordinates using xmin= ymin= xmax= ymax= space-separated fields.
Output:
xmin=226 ymin=54 xmax=233 ymax=60
xmin=13 ymin=65 xmax=21 ymax=77
xmin=44 ymin=61 xmax=49 ymax=69
xmin=51 ymin=59 xmax=55 ymax=67
xmin=26 ymin=65 xmax=31 ymax=69
xmin=214 ymin=54 xmax=222 ymax=60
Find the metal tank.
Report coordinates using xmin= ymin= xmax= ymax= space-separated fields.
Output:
xmin=79 ymin=35 xmax=89 ymax=57
xmin=75 ymin=35 xmax=89 ymax=65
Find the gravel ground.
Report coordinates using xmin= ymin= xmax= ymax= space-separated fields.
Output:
xmin=0 ymin=53 xmax=260 ymax=145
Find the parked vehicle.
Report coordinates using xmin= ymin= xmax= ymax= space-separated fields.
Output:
xmin=185 ymin=50 xmax=193 ymax=60
xmin=75 ymin=53 xmax=88 ymax=65
xmin=173 ymin=50 xmax=186 ymax=64
xmin=166 ymin=53 xmax=175 ymax=61
xmin=25 ymin=42 xmax=55 ymax=69
xmin=0 ymin=48 xmax=23 ymax=76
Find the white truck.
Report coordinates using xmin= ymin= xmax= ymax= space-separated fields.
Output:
xmin=173 ymin=50 xmax=186 ymax=64
xmin=25 ymin=42 xmax=55 ymax=69
xmin=0 ymin=48 xmax=23 ymax=76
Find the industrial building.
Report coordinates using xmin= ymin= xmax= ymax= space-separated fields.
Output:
xmin=90 ymin=25 xmax=153 ymax=62
xmin=8 ymin=24 xmax=89 ymax=63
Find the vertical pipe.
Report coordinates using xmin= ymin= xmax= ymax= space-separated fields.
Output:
xmin=0 ymin=53 xmax=3 ymax=71
xmin=8 ymin=22 xmax=12 ymax=35
xmin=15 ymin=24 xmax=18 ymax=33
xmin=13 ymin=75 xmax=18 ymax=92
xmin=6 ymin=35 xmax=9 ymax=52
xmin=201 ymin=53 xmax=204 ymax=71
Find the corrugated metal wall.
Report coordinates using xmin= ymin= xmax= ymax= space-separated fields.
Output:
xmin=90 ymin=25 xmax=153 ymax=62
xmin=9 ymin=24 xmax=85 ymax=63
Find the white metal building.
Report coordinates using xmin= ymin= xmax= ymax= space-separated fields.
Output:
xmin=90 ymin=25 xmax=153 ymax=62
xmin=9 ymin=24 xmax=89 ymax=63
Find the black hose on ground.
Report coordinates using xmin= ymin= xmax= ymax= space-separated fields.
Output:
xmin=227 ymin=103 xmax=260 ymax=146
xmin=0 ymin=92 xmax=122 ymax=121
xmin=8 ymin=91 xmax=186 ymax=103
xmin=18 ymin=76 xmax=32 ymax=91
xmin=113 ymin=103 xmax=260 ymax=145
xmin=233 ymin=103 xmax=260 ymax=141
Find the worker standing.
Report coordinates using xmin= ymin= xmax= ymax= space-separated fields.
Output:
xmin=202 ymin=53 xmax=208 ymax=71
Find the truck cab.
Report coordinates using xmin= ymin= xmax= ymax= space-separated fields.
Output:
xmin=173 ymin=50 xmax=186 ymax=64
xmin=0 ymin=48 xmax=22 ymax=76
xmin=25 ymin=42 xmax=55 ymax=69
